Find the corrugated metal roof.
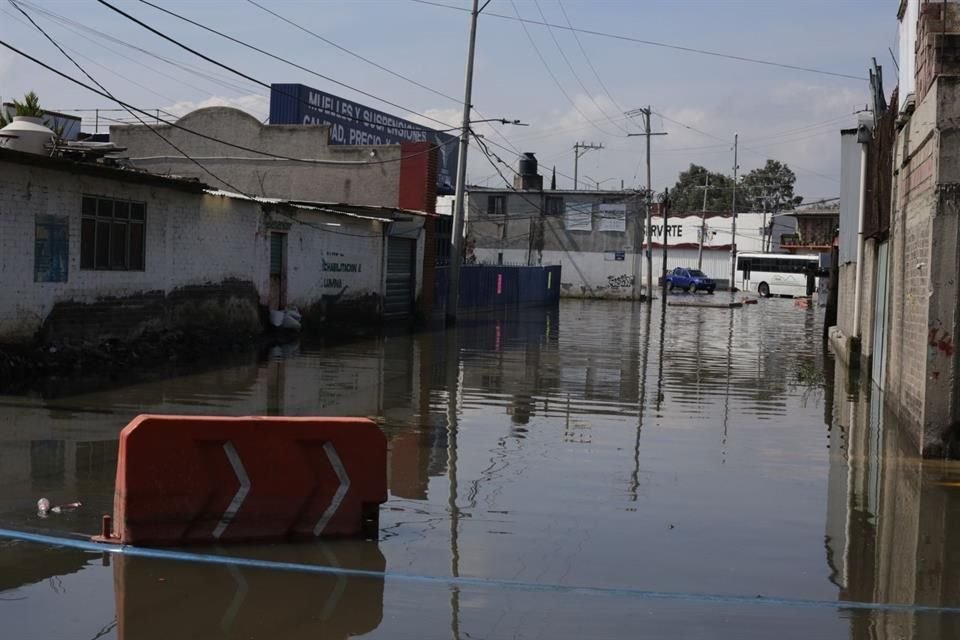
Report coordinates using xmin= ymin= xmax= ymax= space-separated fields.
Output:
xmin=203 ymin=189 xmax=429 ymax=222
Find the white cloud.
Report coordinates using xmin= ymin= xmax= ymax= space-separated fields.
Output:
xmin=162 ymin=94 xmax=269 ymax=121
xmin=406 ymin=107 xmax=460 ymax=131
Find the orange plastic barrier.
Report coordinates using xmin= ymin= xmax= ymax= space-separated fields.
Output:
xmin=99 ymin=415 xmax=387 ymax=545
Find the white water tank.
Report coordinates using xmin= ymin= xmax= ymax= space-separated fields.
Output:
xmin=0 ymin=116 xmax=55 ymax=155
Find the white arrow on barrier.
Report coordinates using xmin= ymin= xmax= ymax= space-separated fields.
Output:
xmin=313 ymin=442 xmax=351 ymax=536
xmin=214 ymin=441 xmax=251 ymax=539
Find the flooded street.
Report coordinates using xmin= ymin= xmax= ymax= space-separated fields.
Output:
xmin=2 ymin=298 xmax=959 ymax=639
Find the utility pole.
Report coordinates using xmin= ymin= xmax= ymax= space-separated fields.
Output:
xmin=446 ymin=0 xmax=483 ymax=326
xmin=696 ymin=174 xmax=710 ymax=270
xmin=573 ymin=142 xmax=603 ymax=189
xmin=729 ymin=132 xmax=739 ymax=291
xmin=660 ymin=188 xmax=670 ymax=293
xmin=626 ymin=107 xmax=667 ymax=301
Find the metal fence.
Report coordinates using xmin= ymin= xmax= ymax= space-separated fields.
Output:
xmin=434 ymin=264 xmax=562 ymax=312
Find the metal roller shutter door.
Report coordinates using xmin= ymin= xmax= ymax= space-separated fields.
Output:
xmin=385 ymin=237 xmax=415 ymax=317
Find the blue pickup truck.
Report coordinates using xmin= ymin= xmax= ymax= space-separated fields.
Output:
xmin=665 ymin=267 xmax=716 ymax=294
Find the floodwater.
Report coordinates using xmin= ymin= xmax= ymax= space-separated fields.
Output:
xmin=1 ymin=298 xmax=960 ymax=639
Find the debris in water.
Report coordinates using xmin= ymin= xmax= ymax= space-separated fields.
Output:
xmin=37 ymin=498 xmax=81 ymax=517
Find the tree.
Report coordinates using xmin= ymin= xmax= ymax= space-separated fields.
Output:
xmin=0 ymin=91 xmax=45 ymax=127
xmin=668 ymin=164 xmax=745 ymax=213
xmin=740 ymin=159 xmax=803 ymax=212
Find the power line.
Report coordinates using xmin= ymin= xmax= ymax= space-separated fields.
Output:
xmin=408 ymin=0 xmax=866 ymax=81
xmin=3 ymin=27 xmax=448 ymax=243
xmin=0 ymin=38 xmax=450 ymax=168
xmin=240 ymin=0 xmax=523 ymax=157
xmin=507 ymin=0 xmax=622 ymax=138
xmin=531 ymin=0 xmax=627 ymax=134
xmin=10 ymin=0 xmax=251 ymax=196
xmin=556 ymin=0 xmax=626 ymax=116
xmin=652 ymin=110 xmax=731 ymax=144
xmin=1 ymin=9 xmax=181 ymax=106
xmin=244 ymin=0 xmax=460 ymax=105
xmin=99 ymin=0 xmax=452 ymax=134
xmin=650 ymin=109 xmax=839 ymax=184
xmin=13 ymin=0 xmax=263 ymax=96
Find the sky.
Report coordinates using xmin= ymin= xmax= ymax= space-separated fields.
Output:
xmin=0 ymin=0 xmax=896 ymax=203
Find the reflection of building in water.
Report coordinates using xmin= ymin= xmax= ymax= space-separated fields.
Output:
xmin=825 ymin=358 xmax=960 ymax=639
xmin=0 ymin=545 xmax=89 ymax=594
xmin=656 ymin=303 xmax=825 ymax=418
xmin=457 ymin=303 xmax=648 ymax=420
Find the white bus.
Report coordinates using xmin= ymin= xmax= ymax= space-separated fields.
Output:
xmin=735 ymin=253 xmax=823 ymax=298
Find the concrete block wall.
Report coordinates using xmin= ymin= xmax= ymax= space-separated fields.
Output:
xmin=0 ymin=153 xmax=412 ymax=344
xmin=915 ymin=1 xmax=960 ymax=103
xmin=883 ymin=75 xmax=957 ymax=455
xmin=111 ymin=107 xmax=403 ymax=207
xmin=273 ymin=207 xmax=386 ymax=321
xmin=0 ymin=161 xmax=263 ymax=342
xmin=835 ymin=263 xmax=857 ymax=351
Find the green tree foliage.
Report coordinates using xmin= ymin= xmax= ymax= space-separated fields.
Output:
xmin=669 ymin=160 xmax=803 ymax=213
xmin=668 ymin=164 xmax=743 ymax=213
xmin=740 ymin=159 xmax=803 ymax=212
xmin=0 ymin=91 xmax=44 ymax=127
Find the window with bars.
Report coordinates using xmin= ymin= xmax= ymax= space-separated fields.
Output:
xmin=80 ymin=195 xmax=146 ymax=271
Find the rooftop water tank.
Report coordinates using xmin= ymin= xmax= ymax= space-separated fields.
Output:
xmin=0 ymin=116 xmax=55 ymax=155
xmin=518 ymin=152 xmax=538 ymax=176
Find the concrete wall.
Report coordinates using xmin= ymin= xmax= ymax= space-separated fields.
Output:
xmin=466 ymin=187 xmax=786 ymax=298
xmin=111 ymin=107 xmax=403 ymax=207
xmin=838 ymin=131 xmax=862 ymax=263
xmin=0 ymin=158 xmax=259 ymax=342
xmin=466 ymin=189 xmax=644 ymax=298
xmin=472 ymin=247 xmax=736 ymax=299
xmin=0 ymin=151 xmax=416 ymax=344
xmin=883 ymin=75 xmax=940 ymax=453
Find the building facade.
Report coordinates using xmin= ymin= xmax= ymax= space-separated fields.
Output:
xmin=0 ymin=147 xmax=427 ymax=345
xmin=466 ymin=156 xmax=794 ymax=297
xmin=832 ymin=0 xmax=960 ymax=457
xmin=110 ymin=107 xmax=438 ymax=210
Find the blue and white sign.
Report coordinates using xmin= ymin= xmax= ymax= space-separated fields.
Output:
xmin=269 ymin=83 xmax=458 ymax=195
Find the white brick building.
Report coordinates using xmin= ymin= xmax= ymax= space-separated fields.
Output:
xmin=0 ymin=148 xmax=427 ymax=344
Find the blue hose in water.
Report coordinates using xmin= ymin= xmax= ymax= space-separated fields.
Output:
xmin=0 ymin=527 xmax=957 ymax=615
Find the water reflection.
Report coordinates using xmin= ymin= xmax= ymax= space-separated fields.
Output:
xmin=113 ymin=544 xmax=384 ymax=640
xmin=826 ymin=359 xmax=960 ymax=638
xmin=4 ymin=300 xmax=960 ymax=638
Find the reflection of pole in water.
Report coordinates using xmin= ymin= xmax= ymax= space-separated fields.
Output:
xmin=655 ymin=300 xmax=668 ymax=413
xmin=722 ymin=309 xmax=735 ymax=462
xmin=443 ymin=328 xmax=462 ymax=640
xmin=630 ymin=303 xmax=653 ymax=501
xmin=696 ymin=309 xmax=703 ymax=401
